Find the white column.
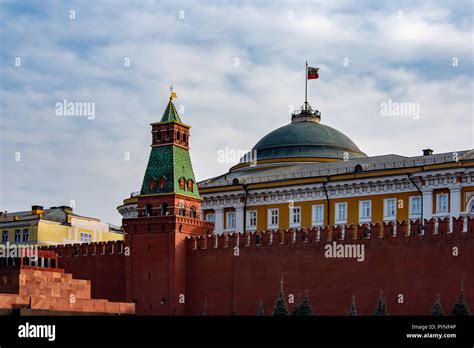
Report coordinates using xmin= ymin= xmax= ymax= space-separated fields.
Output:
xmin=235 ymin=206 xmax=244 ymax=233
xmin=449 ymin=185 xmax=461 ymax=218
xmin=450 ymin=185 xmax=461 ymax=232
xmin=422 ymin=189 xmax=433 ymax=221
xmin=214 ymin=208 xmax=224 ymax=235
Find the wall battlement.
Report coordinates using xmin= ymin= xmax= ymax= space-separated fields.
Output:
xmin=187 ymin=216 xmax=472 ymax=252
xmin=39 ymin=240 xmax=125 ymax=257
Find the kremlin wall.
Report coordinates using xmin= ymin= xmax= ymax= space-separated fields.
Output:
xmin=31 ymin=216 xmax=473 ymax=315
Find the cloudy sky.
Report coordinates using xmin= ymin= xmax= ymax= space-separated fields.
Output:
xmin=0 ymin=0 xmax=472 ymax=224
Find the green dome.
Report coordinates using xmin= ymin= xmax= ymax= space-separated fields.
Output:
xmin=248 ymin=119 xmax=367 ymax=163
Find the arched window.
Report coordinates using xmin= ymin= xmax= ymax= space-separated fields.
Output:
xmin=190 ymin=206 xmax=197 ymax=219
xmin=159 ymin=176 xmax=167 ymax=190
xmin=354 ymin=164 xmax=363 ymax=173
xmin=148 ymin=177 xmax=157 ymax=190
xmin=187 ymin=179 xmax=194 ymax=192
xmin=145 ymin=204 xmax=153 ymax=217
xmin=178 ymin=202 xmax=186 ymax=216
xmin=179 ymin=177 xmax=186 ymax=190
xmin=161 ymin=203 xmax=169 ymax=216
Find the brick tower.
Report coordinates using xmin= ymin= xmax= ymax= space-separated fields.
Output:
xmin=122 ymin=92 xmax=214 ymax=315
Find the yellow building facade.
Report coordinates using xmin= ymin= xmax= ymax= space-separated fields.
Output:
xmin=0 ymin=205 xmax=124 ymax=246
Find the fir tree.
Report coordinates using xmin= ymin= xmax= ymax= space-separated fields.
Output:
xmin=452 ymin=281 xmax=471 ymax=316
xmin=272 ymin=277 xmax=289 ymax=316
xmin=291 ymin=293 xmax=302 ymax=316
xmin=297 ymin=289 xmax=314 ymax=316
xmin=431 ymin=294 xmax=444 ymax=316
xmin=349 ymin=294 xmax=358 ymax=316
xmin=257 ymin=300 xmax=265 ymax=316
xmin=373 ymin=290 xmax=388 ymax=316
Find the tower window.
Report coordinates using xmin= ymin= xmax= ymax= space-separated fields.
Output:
xmin=190 ymin=206 xmax=197 ymax=219
xmin=179 ymin=177 xmax=186 ymax=190
xmin=161 ymin=203 xmax=169 ymax=216
xmin=178 ymin=202 xmax=186 ymax=216
xmin=148 ymin=177 xmax=157 ymax=190
xmin=187 ymin=179 xmax=194 ymax=192
xmin=145 ymin=204 xmax=153 ymax=217
xmin=159 ymin=176 xmax=167 ymax=189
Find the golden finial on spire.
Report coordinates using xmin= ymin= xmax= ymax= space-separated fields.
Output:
xmin=170 ymin=85 xmax=177 ymax=100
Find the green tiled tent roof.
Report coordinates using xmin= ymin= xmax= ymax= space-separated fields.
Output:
xmin=160 ymin=99 xmax=182 ymax=123
xmin=140 ymin=98 xmax=199 ymax=198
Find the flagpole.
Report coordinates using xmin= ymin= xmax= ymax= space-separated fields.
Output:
xmin=305 ymin=61 xmax=308 ymax=111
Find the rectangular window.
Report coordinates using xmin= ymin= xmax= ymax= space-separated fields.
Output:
xmin=384 ymin=198 xmax=397 ymax=220
xmin=205 ymin=213 xmax=215 ymax=222
xmin=80 ymin=233 xmax=92 ymax=243
xmin=22 ymin=229 xmax=30 ymax=242
xmin=289 ymin=206 xmax=301 ymax=227
xmin=436 ymin=193 xmax=448 ymax=213
xmin=247 ymin=210 xmax=257 ymax=229
xmin=2 ymin=231 xmax=8 ymax=243
xmin=335 ymin=202 xmax=347 ymax=223
xmin=267 ymin=208 xmax=279 ymax=228
xmin=409 ymin=196 xmax=421 ymax=217
xmin=14 ymin=229 xmax=21 ymax=243
xmin=359 ymin=200 xmax=371 ymax=222
xmin=226 ymin=211 xmax=235 ymax=229
xmin=312 ymin=204 xmax=324 ymax=226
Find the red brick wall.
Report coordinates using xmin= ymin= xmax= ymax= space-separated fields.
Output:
xmin=185 ymin=218 xmax=474 ymax=315
xmin=40 ymin=241 xmax=126 ymax=302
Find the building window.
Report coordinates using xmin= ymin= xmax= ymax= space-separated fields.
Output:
xmin=409 ymin=196 xmax=422 ymax=217
xmin=205 ymin=213 xmax=215 ymax=222
xmin=247 ymin=210 xmax=257 ymax=229
xmin=187 ymin=179 xmax=194 ymax=192
xmin=335 ymin=202 xmax=347 ymax=224
xmin=384 ymin=198 xmax=396 ymax=220
xmin=2 ymin=231 xmax=8 ymax=243
xmin=190 ymin=206 xmax=197 ymax=219
xmin=289 ymin=206 xmax=301 ymax=228
xmin=22 ymin=229 xmax=30 ymax=242
xmin=14 ymin=229 xmax=21 ymax=243
xmin=226 ymin=211 xmax=235 ymax=229
xmin=267 ymin=208 xmax=279 ymax=228
xmin=179 ymin=177 xmax=186 ymax=190
xmin=159 ymin=176 xmax=167 ymax=189
xmin=80 ymin=233 xmax=92 ymax=243
xmin=359 ymin=200 xmax=371 ymax=222
xmin=436 ymin=193 xmax=448 ymax=214
xmin=312 ymin=204 xmax=324 ymax=226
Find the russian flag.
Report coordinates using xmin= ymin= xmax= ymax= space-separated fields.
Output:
xmin=308 ymin=67 xmax=319 ymax=80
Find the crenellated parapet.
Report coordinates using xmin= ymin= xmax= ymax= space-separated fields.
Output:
xmin=186 ymin=216 xmax=473 ymax=252
xmin=39 ymin=240 xmax=125 ymax=258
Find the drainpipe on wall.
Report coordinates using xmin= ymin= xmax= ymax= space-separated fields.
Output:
xmin=233 ymin=178 xmax=249 ymax=233
xmin=408 ymin=172 xmax=424 ymax=231
xmin=322 ymin=176 xmax=331 ymax=226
